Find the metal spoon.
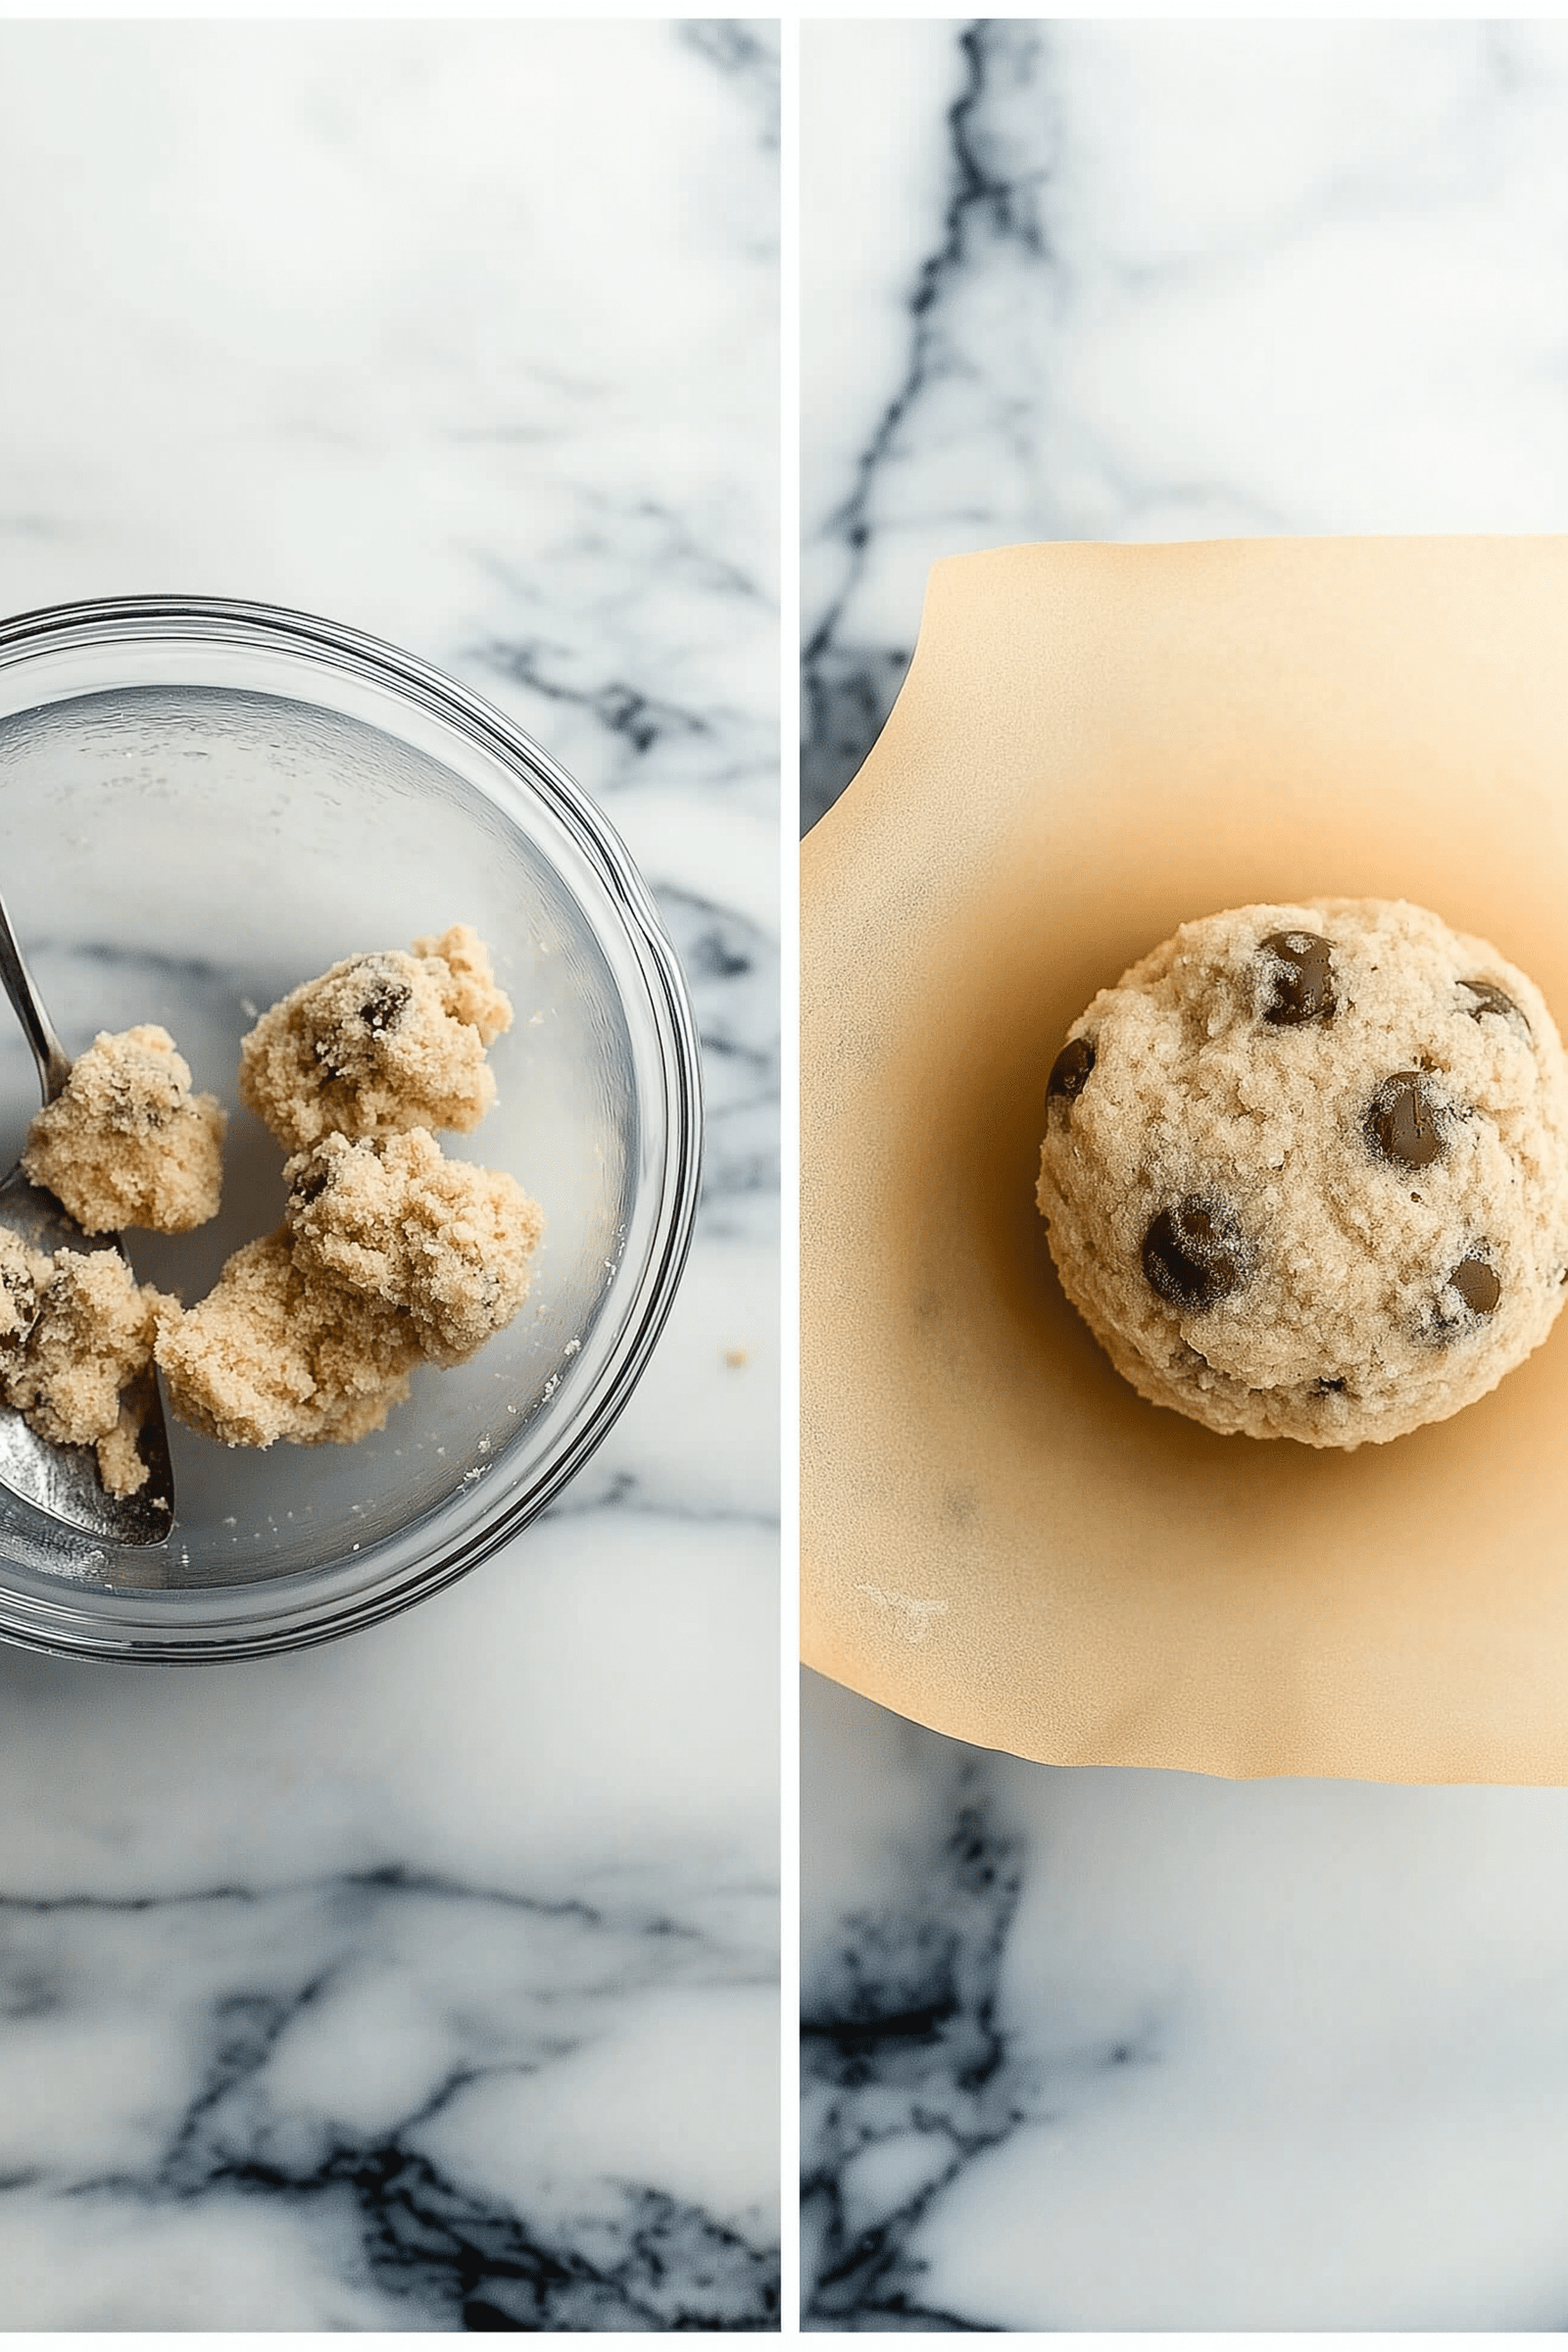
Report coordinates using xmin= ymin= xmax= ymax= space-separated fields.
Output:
xmin=0 ymin=898 xmax=174 ymax=1545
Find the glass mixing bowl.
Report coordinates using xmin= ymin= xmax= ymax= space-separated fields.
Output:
xmin=0 ymin=597 xmax=702 ymax=1662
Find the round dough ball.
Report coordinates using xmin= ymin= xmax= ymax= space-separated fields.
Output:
xmin=238 ymin=924 xmax=512 ymax=1153
xmin=23 ymin=1025 xmax=225 ymax=1233
xmin=1037 ymin=899 xmax=1568 ymax=1448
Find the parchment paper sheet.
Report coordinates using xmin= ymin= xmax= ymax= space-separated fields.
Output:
xmin=802 ymin=538 xmax=1568 ymax=1784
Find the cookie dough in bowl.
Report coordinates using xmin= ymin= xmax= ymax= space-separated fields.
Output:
xmin=1038 ymin=899 xmax=1568 ymax=1448
xmin=0 ymin=597 xmax=702 ymax=1664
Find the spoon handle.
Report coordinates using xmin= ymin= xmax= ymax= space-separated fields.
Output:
xmin=0 ymin=893 xmax=73 ymax=1103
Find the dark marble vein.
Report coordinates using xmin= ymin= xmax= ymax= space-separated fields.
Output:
xmin=801 ymin=20 xmax=1056 ymax=831
xmin=0 ymin=1865 xmax=611 ymax=1933
xmin=654 ymin=888 xmax=778 ymax=1217
xmin=1 ymin=1872 xmax=780 ymax=2332
xmin=801 ymin=1762 xmax=1025 ymax=2330
xmin=475 ymin=637 xmax=710 ymax=760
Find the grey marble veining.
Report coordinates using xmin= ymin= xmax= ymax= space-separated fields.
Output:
xmin=803 ymin=18 xmax=1568 ymax=2330
xmin=803 ymin=18 xmax=1568 ymax=828
xmin=0 ymin=1869 xmax=775 ymax=2329
xmin=803 ymin=1677 xmax=1022 ymax=2333
xmin=0 ymin=18 xmax=779 ymax=2329
xmin=804 ymin=1671 xmax=1568 ymax=2333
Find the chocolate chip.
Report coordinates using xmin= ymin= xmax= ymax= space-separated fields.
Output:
xmin=289 ymin=1163 xmax=332 ymax=1206
xmin=1448 ymin=1254 xmax=1500 ymax=1316
xmin=1258 ymin=931 xmax=1335 ymax=1026
xmin=1047 ymin=1036 xmax=1095 ymax=1109
xmin=1367 ymin=1073 xmax=1444 ymax=1168
xmin=1459 ymin=978 xmax=1529 ymax=1033
xmin=0 ymin=1260 xmax=38 ymax=1333
xmin=1142 ymin=1196 xmax=1250 ymax=1311
xmin=360 ymin=978 xmax=412 ymax=1035
xmin=1312 ymin=1377 xmax=1347 ymax=1395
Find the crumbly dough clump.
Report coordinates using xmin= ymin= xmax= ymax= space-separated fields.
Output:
xmin=1037 ymin=899 xmax=1568 ymax=1448
xmin=23 ymin=1025 xmax=226 ymax=1233
xmin=0 ymin=1234 xmax=175 ymax=1494
xmin=156 ymin=1231 xmax=421 ymax=1449
xmin=284 ymin=1128 xmax=543 ymax=1368
xmin=239 ymin=923 xmax=513 ymax=1152
xmin=155 ymin=925 xmax=538 ymax=1454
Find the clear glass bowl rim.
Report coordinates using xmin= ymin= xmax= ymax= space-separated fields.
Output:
xmin=0 ymin=593 xmax=704 ymax=1664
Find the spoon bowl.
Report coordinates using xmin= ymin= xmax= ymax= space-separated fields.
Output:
xmin=0 ymin=893 xmax=176 ymax=1547
xmin=0 ymin=1165 xmax=174 ymax=1544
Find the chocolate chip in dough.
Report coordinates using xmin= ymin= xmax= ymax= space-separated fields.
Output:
xmin=1258 ymin=931 xmax=1336 ymax=1026
xmin=1447 ymin=1254 xmax=1501 ymax=1316
xmin=0 ymin=1257 xmax=38 ymax=1338
xmin=360 ymin=977 xmax=413 ymax=1035
xmin=1047 ymin=1036 xmax=1096 ymax=1109
xmin=1142 ymin=1196 xmax=1251 ymax=1311
xmin=1459 ymin=978 xmax=1529 ymax=1033
xmin=1367 ymin=1073 xmax=1445 ymax=1168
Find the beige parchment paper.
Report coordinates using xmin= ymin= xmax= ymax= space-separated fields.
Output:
xmin=802 ymin=537 xmax=1568 ymax=1785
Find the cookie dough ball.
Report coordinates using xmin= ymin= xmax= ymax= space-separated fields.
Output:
xmin=1037 ymin=900 xmax=1568 ymax=1448
xmin=238 ymin=924 xmax=514 ymax=1152
xmin=156 ymin=1231 xmax=421 ymax=1449
xmin=0 ymin=1247 xmax=174 ymax=1494
xmin=23 ymin=1025 xmax=226 ymax=1233
xmin=283 ymin=1128 xmax=543 ymax=1367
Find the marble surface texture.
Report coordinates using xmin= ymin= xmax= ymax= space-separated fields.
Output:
xmin=802 ymin=20 xmax=1568 ymax=2331
xmin=803 ymin=19 xmax=1568 ymax=828
xmin=0 ymin=21 xmax=779 ymax=2330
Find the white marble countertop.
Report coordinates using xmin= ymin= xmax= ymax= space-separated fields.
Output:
xmin=803 ymin=20 xmax=1568 ymax=2331
xmin=0 ymin=21 xmax=779 ymax=2329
